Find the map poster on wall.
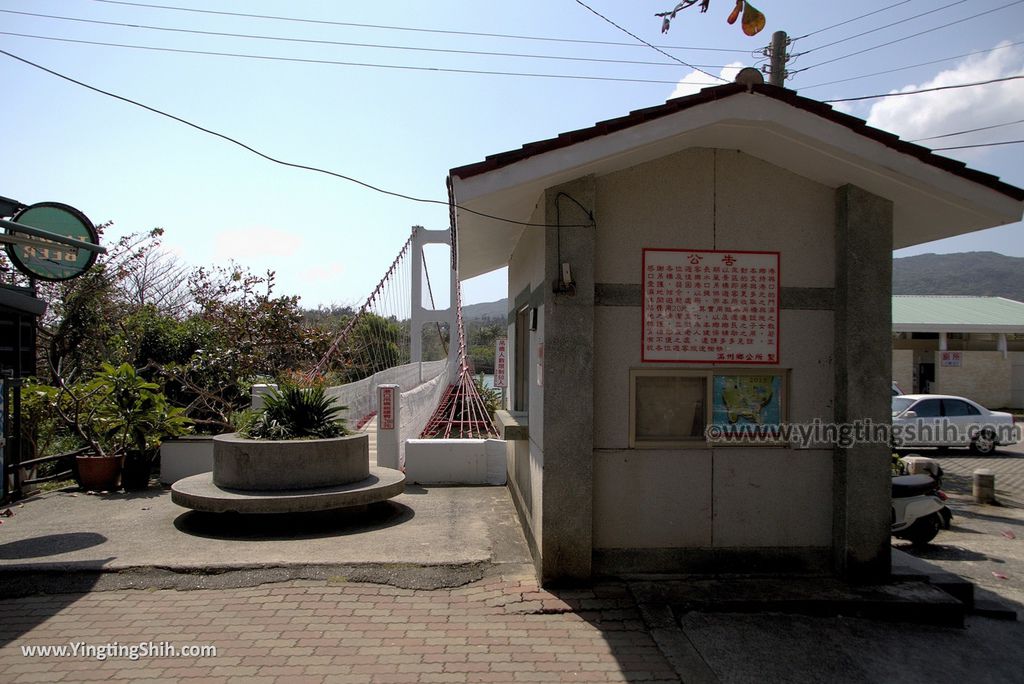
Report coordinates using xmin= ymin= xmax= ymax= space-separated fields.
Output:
xmin=711 ymin=374 xmax=784 ymax=440
xmin=642 ymin=249 xmax=780 ymax=363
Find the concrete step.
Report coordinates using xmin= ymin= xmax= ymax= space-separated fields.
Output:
xmin=891 ymin=548 xmax=975 ymax=608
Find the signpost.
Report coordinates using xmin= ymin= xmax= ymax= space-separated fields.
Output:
xmin=0 ymin=196 xmax=104 ymax=502
xmin=2 ymin=202 xmax=103 ymax=281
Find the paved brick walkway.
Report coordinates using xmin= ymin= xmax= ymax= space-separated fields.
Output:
xmin=0 ymin=574 xmax=679 ymax=683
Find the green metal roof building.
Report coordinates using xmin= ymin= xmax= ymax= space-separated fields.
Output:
xmin=892 ymin=296 xmax=1024 ymax=408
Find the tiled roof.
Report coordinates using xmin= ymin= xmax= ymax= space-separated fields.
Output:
xmin=450 ymin=82 xmax=1024 ymax=202
xmin=893 ymin=295 xmax=1024 ymax=329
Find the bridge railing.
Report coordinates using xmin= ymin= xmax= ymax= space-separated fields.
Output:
xmin=325 ymin=360 xmax=447 ymax=428
xmin=396 ymin=367 xmax=451 ymax=465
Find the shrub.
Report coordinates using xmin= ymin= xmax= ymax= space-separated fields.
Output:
xmin=240 ymin=385 xmax=349 ymax=440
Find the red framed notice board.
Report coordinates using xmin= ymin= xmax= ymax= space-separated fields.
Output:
xmin=642 ymin=248 xmax=780 ymax=364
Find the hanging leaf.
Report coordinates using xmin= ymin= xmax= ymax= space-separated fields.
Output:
xmin=656 ymin=0 xmax=702 ymax=34
xmin=741 ymin=1 xmax=766 ymax=36
xmin=727 ymin=1 xmax=743 ymax=25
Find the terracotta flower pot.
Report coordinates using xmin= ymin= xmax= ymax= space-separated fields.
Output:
xmin=76 ymin=453 xmax=123 ymax=491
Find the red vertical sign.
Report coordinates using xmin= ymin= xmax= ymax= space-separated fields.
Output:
xmin=494 ymin=337 xmax=508 ymax=388
xmin=380 ymin=386 xmax=395 ymax=430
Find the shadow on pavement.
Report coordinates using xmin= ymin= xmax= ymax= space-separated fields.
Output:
xmin=0 ymin=532 xmax=108 ymax=560
xmin=173 ymin=500 xmax=414 ymax=540
xmin=897 ymin=542 xmax=1004 ymax=563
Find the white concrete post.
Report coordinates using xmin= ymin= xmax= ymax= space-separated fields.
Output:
xmin=974 ymin=468 xmax=996 ymax=504
xmin=376 ymin=384 xmax=401 ymax=469
xmin=998 ymin=333 xmax=1008 ymax=359
xmin=939 ymin=332 xmax=948 ymax=351
xmin=251 ymin=384 xmax=278 ymax=411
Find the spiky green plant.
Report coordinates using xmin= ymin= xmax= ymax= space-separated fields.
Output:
xmin=241 ymin=385 xmax=349 ymax=440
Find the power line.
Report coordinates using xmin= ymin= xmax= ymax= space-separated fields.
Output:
xmin=933 ymin=139 xmax=1024 ymax=150
xmin=573 ymin=0 xmax=728 ymax=83
xmin=796 ymin=0 xmax=1024 ymax=73
xmin=799 ymin=0 xmax=967 ymax=54
xmin=0 ymin=48 xmax=592 ymax=229
xmin=823 ymin=74 xmax=1024 ymax=103
xmin=910 ymin=119 xmax=1024 ymax=142
xmin=800 ymin=41 xmax=1024 ymax=89
xmin=88 ymin=0 xmax=748 ymax=53
xmin=0 ymin=9 xmax=733 ymax=69
xmin=793 ymin=0 xmax=914 ymax=40
xmin=0 ymin=32 xmax=697 ymax=86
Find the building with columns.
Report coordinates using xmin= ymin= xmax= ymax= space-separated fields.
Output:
xmin=448 ymin=78 xmax=1024 ymax=585
xmin=893 ymin=295 xmax=1024 ymax=408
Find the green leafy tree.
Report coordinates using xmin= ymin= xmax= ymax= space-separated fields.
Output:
xmin=27 ymin=363 xmax=191 ymax=458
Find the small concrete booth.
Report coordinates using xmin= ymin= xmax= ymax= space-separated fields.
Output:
xmin=448 ymin=80 xmax=1024 ymax=585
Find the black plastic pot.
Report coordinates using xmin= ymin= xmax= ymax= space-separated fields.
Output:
xmin=121 ymin=450 xmax=156 ymax=491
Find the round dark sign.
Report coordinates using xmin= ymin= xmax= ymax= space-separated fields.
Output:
xmin=4 ymin=202 xmax=99 ymax=281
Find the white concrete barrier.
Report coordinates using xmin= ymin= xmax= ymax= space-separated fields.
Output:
xmin=159 ymin=436 xmax=215 ymax=484
xmin=404 ymin=439 xmax=507 ymax=485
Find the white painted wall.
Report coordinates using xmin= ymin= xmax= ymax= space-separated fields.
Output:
xmin=505 ymin=201 xmax=547 ymax=552
xmin=1011 ymin=351 xmax=1024 ymax=409
xmin=934 ymin=351 xmax=1013 ymax=408
xmin=591 ymin=149 xmax=836 ymax=553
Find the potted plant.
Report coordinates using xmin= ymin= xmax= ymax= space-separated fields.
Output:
xmin=29 ymin=363 xmax=192 ymax=491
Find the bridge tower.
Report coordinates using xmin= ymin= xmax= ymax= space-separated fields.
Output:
xmin=409 ymin=225 xmax=459 ymax=382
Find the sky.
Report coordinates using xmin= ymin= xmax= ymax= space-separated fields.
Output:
xmin=1 ymin=0 xmax=1022 ymax=309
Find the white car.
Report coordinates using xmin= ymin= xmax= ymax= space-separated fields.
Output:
xmin=892 ymin=394 xmax=1019 ymax=455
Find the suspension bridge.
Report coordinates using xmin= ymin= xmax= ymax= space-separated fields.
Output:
xmin=303 ymin=226 xmax=497 ymax=443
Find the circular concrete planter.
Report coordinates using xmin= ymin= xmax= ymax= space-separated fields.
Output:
xmin=212 ymin=432 xmax=370 ymax=491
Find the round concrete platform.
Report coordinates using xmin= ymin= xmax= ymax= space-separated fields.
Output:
xmin=171 ymin=467 xmax=405 ymax=514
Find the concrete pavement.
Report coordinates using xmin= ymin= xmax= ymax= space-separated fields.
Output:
xmin=0 ymin=486 xmax=522 ymax=573
xmin=0 ymin=440 xmax=1023 ymax=681
xmin=896 ymin=441 xmax=1024 ymax=619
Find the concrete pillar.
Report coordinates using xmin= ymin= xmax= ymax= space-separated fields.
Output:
xmin=939 ymin=332 xmax=948 ymax=352
xmin=540 ymin=176 xmax=596 ymax=584
xmin=409 ymin=225 xmax=460 ymax=382
xmin=833 ymin=185 xmax=893 ymax=583
xmin=998 ymin=333 xmax=1008 ymax=359
xmin=377 ymin=384 xmax=401 ymax=469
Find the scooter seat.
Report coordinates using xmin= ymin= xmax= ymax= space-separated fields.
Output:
xmin=892 ymin=474 xmax=937 ymax=498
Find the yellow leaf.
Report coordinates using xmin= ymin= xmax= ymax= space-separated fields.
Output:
xmin=742 ymin=1 xmax=766 ymax=36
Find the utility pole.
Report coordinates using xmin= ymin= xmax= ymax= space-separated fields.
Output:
xmin=766 ymin=30 xmax=789 ymax=87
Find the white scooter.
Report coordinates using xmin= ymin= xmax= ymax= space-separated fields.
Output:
xmin=891 ymin=470 xmax=952 ymax=546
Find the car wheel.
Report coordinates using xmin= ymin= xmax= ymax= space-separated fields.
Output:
xmin=902 ymin=512 xmax=942 ymax=546
xmin=971 ymin=429 xmax=997 ymax=455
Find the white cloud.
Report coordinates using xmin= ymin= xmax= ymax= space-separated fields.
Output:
xmin=213 ymin=226 xmax=303 ymax=260
xmin=669 ymin=62 xmax=747 ymax=100
xmin=866 ymin=41 xmax=1024 ymax=145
